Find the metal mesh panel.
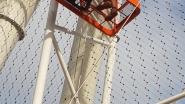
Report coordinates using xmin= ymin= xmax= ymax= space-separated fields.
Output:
xmin=0 ymin=0 xmax=185 ymax=104
xmin=0 ymin=0 xmax=40 ymax=70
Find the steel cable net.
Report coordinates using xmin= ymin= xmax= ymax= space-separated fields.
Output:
xmin=0 ymin=0 xmax=185 ymax=104
xmin=0 ymin=0 xmax=40 ymax=70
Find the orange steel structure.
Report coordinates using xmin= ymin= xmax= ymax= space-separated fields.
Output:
xmin=56 ymin=0 xmax=141 ymax=36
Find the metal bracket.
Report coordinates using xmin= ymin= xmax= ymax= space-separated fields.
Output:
xmin=54 ymin=25 xmax=112 ymax=46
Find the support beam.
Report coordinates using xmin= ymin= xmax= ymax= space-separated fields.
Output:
xmin=158 ymin=91 xmax=185 ymax=104
xmin=54 ymin=25 xmax=111 ymax=46
xmin=52 ymin=34 xmax=80 ymax=104
xmin=32 ymin=0 xmax=58 ymax=104
xmin=32 ymin=31 xmax=53 ymax=104
xmin=102 ymin=38 xmax=117 ymax=104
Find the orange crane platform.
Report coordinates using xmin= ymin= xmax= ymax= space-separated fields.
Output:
xmin=56 ymin=0 xmax=141 ymax=36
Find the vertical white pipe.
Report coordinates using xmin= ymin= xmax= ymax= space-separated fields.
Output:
xmin=60 ymin=19 xmax=104 ymax=104
xmin=158 ymin=91 xmax=185 ymax=104
xmin=60 ymin=6 xmax=105 ymax=104
xmin=102 ymin=38 xmax=117 ymax=104
xmin=32 ymin=32 xmax=53 ymax=104
xmin=32 ymin=0 xmax=58 ymax=104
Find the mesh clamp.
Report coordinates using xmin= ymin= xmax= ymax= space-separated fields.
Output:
xmin=0 ymin=14 xmax=25 ymax=41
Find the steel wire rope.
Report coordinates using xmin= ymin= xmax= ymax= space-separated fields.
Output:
xmin=141 ymin=1 xmax=185 ymax=42
xmin=87 ymin=63 xmax=152 ymax=103
xmin=119 ymin=20 xmax=185 ymax=85
xmin=118 ymin=27 xmax=185 ymax=83
xmin=69 ymin=42 xmax=108 ymax=104
xmin=88 ymin=39 xmax=168 ymax=103
xmin=117 ymin=31 xmax=185 ymax=97
xmin=144 ymin=0 xmax=185 ymax=29
xmin=56 ymin=8 xmax=90 ymax=103
xmin=117 ymin=15 xmax=185 ymax=103
xmin=120 ymin=0 xmax=185 ymax=78
xmin=121 ymin=38 xmax=184 ymax=89
xmin=121 ymin=21 xmax=185 ymax=61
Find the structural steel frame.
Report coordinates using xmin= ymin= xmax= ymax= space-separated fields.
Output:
xmin=32 ymin=0 xmax=185 ymax=104
xmin=32 ymin=0 xmax=116 ymax=104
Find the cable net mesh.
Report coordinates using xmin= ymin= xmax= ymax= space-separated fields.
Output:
xmin=0 ymin=0 xmax=39 ymax=70
xmin=0 ymin=0 xmax=185 ymax=104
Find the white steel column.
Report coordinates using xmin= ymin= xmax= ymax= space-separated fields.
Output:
xmin=158 ymin=91 xmax=185 ymax=104
xmin=32 ymin=32 xmax=53 ymax=104
xmin=60 ymin=18 xmax=105 ymax=104
xmin=102 ymin=38 xmax=117 ymax=104
xmin=32 ymin=0 xmax=58 ymax=104
xmin=60 ymin=1 xmax=105 ymax=103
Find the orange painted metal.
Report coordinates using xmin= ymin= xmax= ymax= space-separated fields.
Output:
xmin=56 ymin=0 xmax=141 ymax=37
